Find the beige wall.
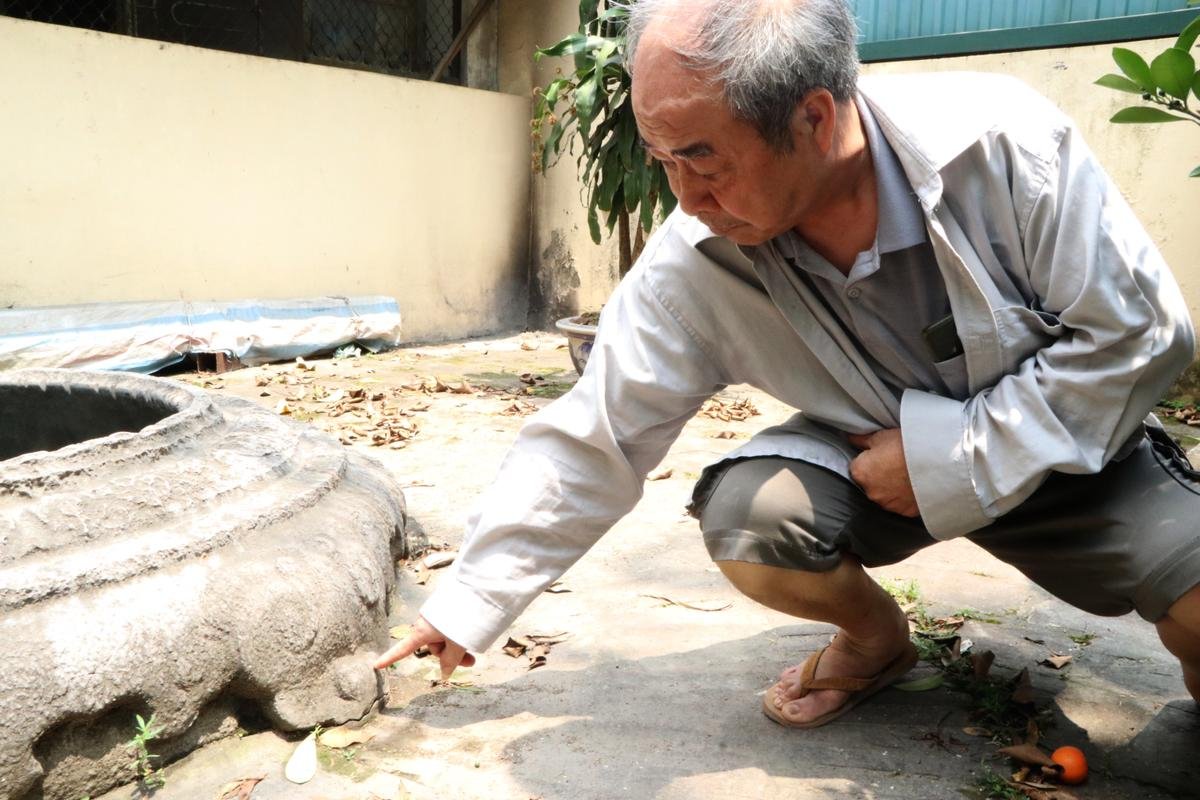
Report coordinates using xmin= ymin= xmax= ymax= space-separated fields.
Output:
xmin=862 ymin=38 xmax=1200 ymax=328
xmin=0 ymin=15 xmax=531 ymax=343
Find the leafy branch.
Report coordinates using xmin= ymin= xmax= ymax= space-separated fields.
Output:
xmin=1096 ymin=12 xmax=1200 ymax=176
xmin=531 ymin=0 xmax=677 ymax=276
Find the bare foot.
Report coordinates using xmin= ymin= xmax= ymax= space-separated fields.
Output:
xmin=770 ymin=614 xmax=910 ymax=726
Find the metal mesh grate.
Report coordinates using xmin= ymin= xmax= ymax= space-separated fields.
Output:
xmin=0 ymin=0 xmax=463 ymax=82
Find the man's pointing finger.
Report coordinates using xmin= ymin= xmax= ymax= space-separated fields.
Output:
xmin=373 ymin=634 xmax=426 ymax=670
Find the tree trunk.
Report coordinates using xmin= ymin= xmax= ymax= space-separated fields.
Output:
xmin=632 ymin=223 xmax=646 ymax=264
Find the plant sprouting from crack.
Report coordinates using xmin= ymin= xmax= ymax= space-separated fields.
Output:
xmin=974 ymin=765 xmax=1028 ymax=799
xmin=127 ymin=713 xmax=165 ymax=789
xmin=881 ymin=576 xmax=1053 ymax=745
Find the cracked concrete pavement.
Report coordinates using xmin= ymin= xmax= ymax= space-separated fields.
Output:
xmin=93 ymin=331 xmax=1199 ymax=800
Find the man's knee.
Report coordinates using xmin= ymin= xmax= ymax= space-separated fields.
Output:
xmin=714 ymin=559 xmax=792 ymax=603
xmin=1165 ymin=583 xmax=1200 ymax=632
xmin=697 ymin=458 xmax=850 ymax=573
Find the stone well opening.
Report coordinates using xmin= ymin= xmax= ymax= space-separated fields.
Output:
xmin=0 ymin=383 xmax=179 ymax=462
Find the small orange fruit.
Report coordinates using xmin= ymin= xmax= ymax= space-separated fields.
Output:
xmin=1051 ymin=745 xmax=1088 ymax=784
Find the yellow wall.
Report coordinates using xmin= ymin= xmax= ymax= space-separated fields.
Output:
xmin=862 ymin=39 xmax=1200 ymax=330
xmin=0 ymin=16 xmax=532 ymax=343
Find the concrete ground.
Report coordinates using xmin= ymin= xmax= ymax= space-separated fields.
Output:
xmin=96 ymin=331 xmax=1198 ymax=800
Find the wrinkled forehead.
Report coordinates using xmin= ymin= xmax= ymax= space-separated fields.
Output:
xmin=630 ymin=31 xmax=723 ymax=124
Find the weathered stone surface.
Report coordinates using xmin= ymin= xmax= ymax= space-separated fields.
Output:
xmin=0 ymin=369 xmax=408 ymax=800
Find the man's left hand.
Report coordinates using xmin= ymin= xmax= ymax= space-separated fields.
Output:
xmin=847 ymin=428 xmax=920 ymax=518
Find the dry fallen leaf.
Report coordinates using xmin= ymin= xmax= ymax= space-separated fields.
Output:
xmin=971 ymin=650 xmax=995 ymax=680
xmin=274 ymin=401 xmax=292 ymax=416
xmin=646 ymin=467 xmax=674 ymax=481
xmin=545 ymin=581 xmax=571 ymax=594
xmin=318 ymin=725 xmax=376 ymax=749
xmin=998 ymin=743 xmax=1058 ymax=768
xmin=641 ymin=594 xmax=732 ymax=612
xmin=1041 ymin=654 xmax=1073 ymax=670
xmin=528 ymin=643 xmax=551 ymax=669
xmin=1011 ymin=668 xmax=1035 ymax=705
xmin=699 ymin=397 xmax=760 ymax=422
xmin=1025 ymin=718 xmax=1041 ymax=747
xmin=422 ymin=551 xmax=456 ymax=570
xmin=216 ymin=776 xmax=265 ymax=800
xmin=500 ymin=400 xmax=538 ymax=417
xmin=714 ymin=431 xmax=738 ymax=439
xmin=961 ymin=726 xmax=993 ymax=738
xmin=294 ymin=357 xmax=315 ymax=372
xmin=502 ymin=632 xmax=571 ymax=668
xmin=284 ymin=732 xmax=318 ymax=784
xmin=520 ymin=340 xmax=539 ymax=351
xmin=255 ymin=375 xmax=270 ymax=387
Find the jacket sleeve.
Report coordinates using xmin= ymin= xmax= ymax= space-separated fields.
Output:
xmin=902 ymin=127 xmax=1195 ymax=538
xmin=419 ymin=238 xmax=727 ymax=652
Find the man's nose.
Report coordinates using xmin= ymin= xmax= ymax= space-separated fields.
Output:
xmin=670 ymin=167 xmax=719 ymax=217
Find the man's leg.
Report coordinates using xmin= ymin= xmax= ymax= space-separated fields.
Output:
xmin=694 ymin=457 xmax=934 ymax=725
xmin=1157 ymin=584 xmax=1200 ymax=703
xmin=716 ymin=559 xmax=910 ymax=724
xmin=968 ymin=428 xmax=1200 ymax=707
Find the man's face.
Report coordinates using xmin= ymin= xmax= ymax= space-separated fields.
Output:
xmin=632 ymin=47 xmax=818 ymax=246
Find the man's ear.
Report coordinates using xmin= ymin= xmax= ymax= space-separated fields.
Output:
xmin=790 ymin=89 xmax=838 ymax=154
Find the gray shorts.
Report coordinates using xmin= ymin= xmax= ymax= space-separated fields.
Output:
xmin=692 ymin=426 xmax=1200 ymax=622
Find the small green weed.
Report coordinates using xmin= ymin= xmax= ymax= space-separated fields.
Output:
xmin=1069 ymin=632 xmax=1097 ymax=647
xmin=126 ymin=713 xmax=164 ymax=789
xmin=880 ymin=577 xmax=922 ymax=606
xmin=956 ymin=608 xmax=1002 ymax=624
xmin=974 ymin=766 xmax=1028 ymax=799
xmin=882 ymin=577 xmax=1049 ymax=745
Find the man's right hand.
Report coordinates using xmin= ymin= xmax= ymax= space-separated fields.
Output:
xmin=373 ymin=615 xmax=476 ymax=680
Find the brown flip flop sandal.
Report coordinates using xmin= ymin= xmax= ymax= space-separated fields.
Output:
xmin=762 ymin=640 xmax=920 ymax=729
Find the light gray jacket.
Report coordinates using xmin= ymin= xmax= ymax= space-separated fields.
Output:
xmin=424 ymin=72 xmax=1195 ymax=653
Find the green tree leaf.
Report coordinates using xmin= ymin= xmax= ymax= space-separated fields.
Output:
xmin=1112 ymin=47 xmax=1154 ymax=91
xmin=596 ymin=150 xmax=623 ymax=211
xmin=1151 ymin=47 xmax=1196 ymax=99
xmin=578 ymin=0 xmax=601 ymax=27
xmin=1110 ymin=106 xmax=1190 ymax=123
xmin=573 ymin=70 xmax=601 ymax=138
xmin=624 ymin=158 xmax=644 ymax=213
xmin=540 ymin=122 xmax=566 ymax=173
xmin=1094 ymin=73 xmax=1145 ymax=93
xmin=535 ymin=34 xmax=604 ymax=61
xmin=1190 ymin=164 xmax=1200 ymax=178
xmin=1193 ymin=69 xmax=1200 ymax=103
xmin=1176 ymin=12 xmax=1200 ymax=52
xmin=587 ymin=203 xmax=601 ymax=244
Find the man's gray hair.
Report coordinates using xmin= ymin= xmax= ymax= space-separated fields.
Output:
xmin=625 ymin=0 xmax=860 ymax=152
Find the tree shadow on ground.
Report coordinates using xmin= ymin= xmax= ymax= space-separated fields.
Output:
xmin=380 ymin=625 xmax=1179 ymax=800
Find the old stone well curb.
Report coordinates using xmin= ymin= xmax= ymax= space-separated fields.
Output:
xmin=0 ymin=369 xmax=409 ymax=800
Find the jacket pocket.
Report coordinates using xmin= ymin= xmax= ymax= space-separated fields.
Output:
xmin=932 ymin=352 xmax=970 ymax=400
xmin=992 ymin=305 xmax=1064 ymax=373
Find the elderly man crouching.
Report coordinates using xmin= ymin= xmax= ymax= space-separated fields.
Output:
xmin=377 ymin=0 xmax=1200 ymax=729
